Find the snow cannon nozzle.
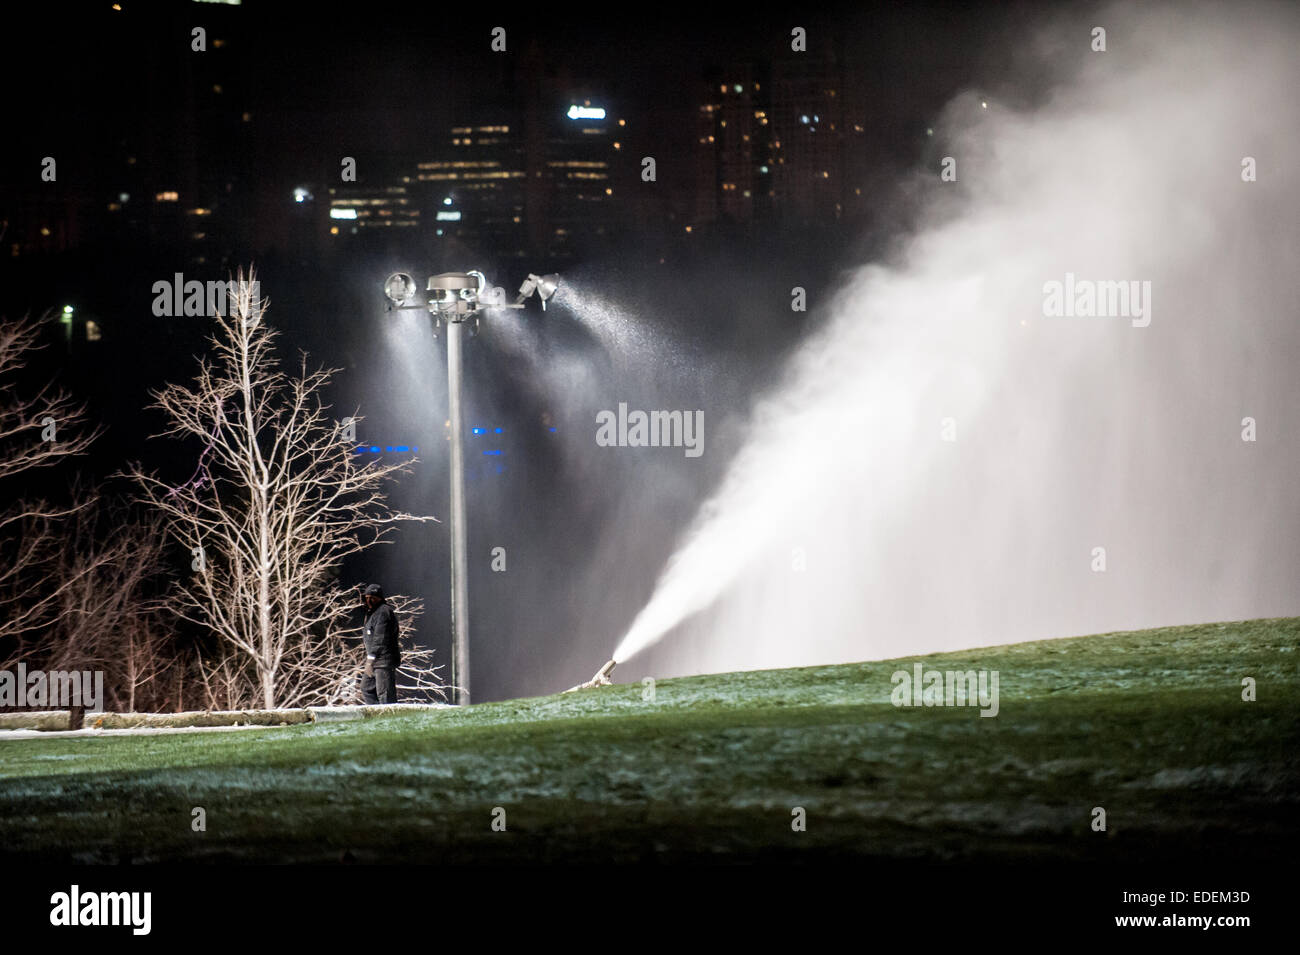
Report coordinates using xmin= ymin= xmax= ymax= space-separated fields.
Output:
xmin=564 ymin=659 xmax=617 ymax=693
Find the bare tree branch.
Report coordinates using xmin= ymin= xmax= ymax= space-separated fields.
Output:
xmin=127 ymin=268 xmax=445 ymax=708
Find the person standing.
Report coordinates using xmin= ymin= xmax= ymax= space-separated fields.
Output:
xmin=360 ymin=584 xmax=401 ymax=704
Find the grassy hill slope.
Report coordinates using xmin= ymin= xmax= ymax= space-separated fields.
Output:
xmin=1 ymin=618 xmax=1296 ymax=864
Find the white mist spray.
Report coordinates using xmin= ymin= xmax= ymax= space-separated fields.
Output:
xmin=614 ymin=2 xmax=1300 ymax=672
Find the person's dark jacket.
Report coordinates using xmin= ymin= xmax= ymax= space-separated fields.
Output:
xmin=363 ymin=601 xmax=401 ymax=669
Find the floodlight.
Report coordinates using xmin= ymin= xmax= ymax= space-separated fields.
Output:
xmin=518 ymin=273 xmax=561 ymax=309
xmin=534 ymin=273 xmax=560 ymax=306
xmin=384 ymin=272 xmax=417 ymax=305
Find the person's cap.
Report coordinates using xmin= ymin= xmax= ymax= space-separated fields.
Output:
xmin=363 ymin=583 xmax=385 ymax=599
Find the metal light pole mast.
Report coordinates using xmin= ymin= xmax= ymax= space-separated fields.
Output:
xmin=445 ymin=316 xmax=470 ymax=706
xmin=384 ymin=269 xmax=559 ymax=708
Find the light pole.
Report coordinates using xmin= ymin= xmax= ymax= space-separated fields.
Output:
xmin=384 ymin=269 xmax=559 ymax=705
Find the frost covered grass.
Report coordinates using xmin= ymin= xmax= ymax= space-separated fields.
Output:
xmin=0 ymin=618 xmax=1296 ymax=864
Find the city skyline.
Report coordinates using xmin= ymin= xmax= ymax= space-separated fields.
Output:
xmin=1 ymin=1 xmax=1010 ymax=270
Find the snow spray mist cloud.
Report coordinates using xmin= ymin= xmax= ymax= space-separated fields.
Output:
xmin=615 ymin=2 xmax=1300 ymax=673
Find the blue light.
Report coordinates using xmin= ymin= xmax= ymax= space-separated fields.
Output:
xmin=385 ymin=446 xmax=393 ymax=452
xmin=482 ymin=449 xmax=503 ymax=456
xmin=413 ymin=446 xmax=418 ymax=453
xmin=494 ymin=427 xmax=503 ymax=434
xmin=548 ymin=427 xmax=557 ymax=433
xmin=370 ymin=446 xmax=379 ymax=453
xmin=472 ymin=427 xmax=485 ymax=435
xmin=396 ymin=445 xmax=409 ymax=453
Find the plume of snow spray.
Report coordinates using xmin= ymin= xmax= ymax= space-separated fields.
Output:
xmin=615 ymin=2 xmax=1300 ymax=672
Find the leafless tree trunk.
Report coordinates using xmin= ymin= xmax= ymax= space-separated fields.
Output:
xmin=130 ymin=269 xmax=445 ymax=708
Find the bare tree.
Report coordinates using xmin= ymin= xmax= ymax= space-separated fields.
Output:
xmin=39 ymin=501 xmax=181 ymax=712
xmin=129 ymin=269 xmax=444 ymax=708
xmin=0 ymin=310 xmax=185 ymax=711
xmin=0 ymin=311 xmax=100 ymax=660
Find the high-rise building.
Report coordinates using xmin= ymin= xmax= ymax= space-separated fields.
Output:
xmin=532 ymin=94 xmax=624 ymax=262
xmin=769 ymin=53 xmax=847 ymax=225
xmin=712 ymin=64 xmax=767 ymax=224
xmin=685 ymin=50 xmax=867 ymax=232
xmin=413 ymin=122 xmax=528 ymax=260
xmin=327 ymin=184 xmax=420 ymax=235
xmin=325 ymin=92 xmax=628 ymax=265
